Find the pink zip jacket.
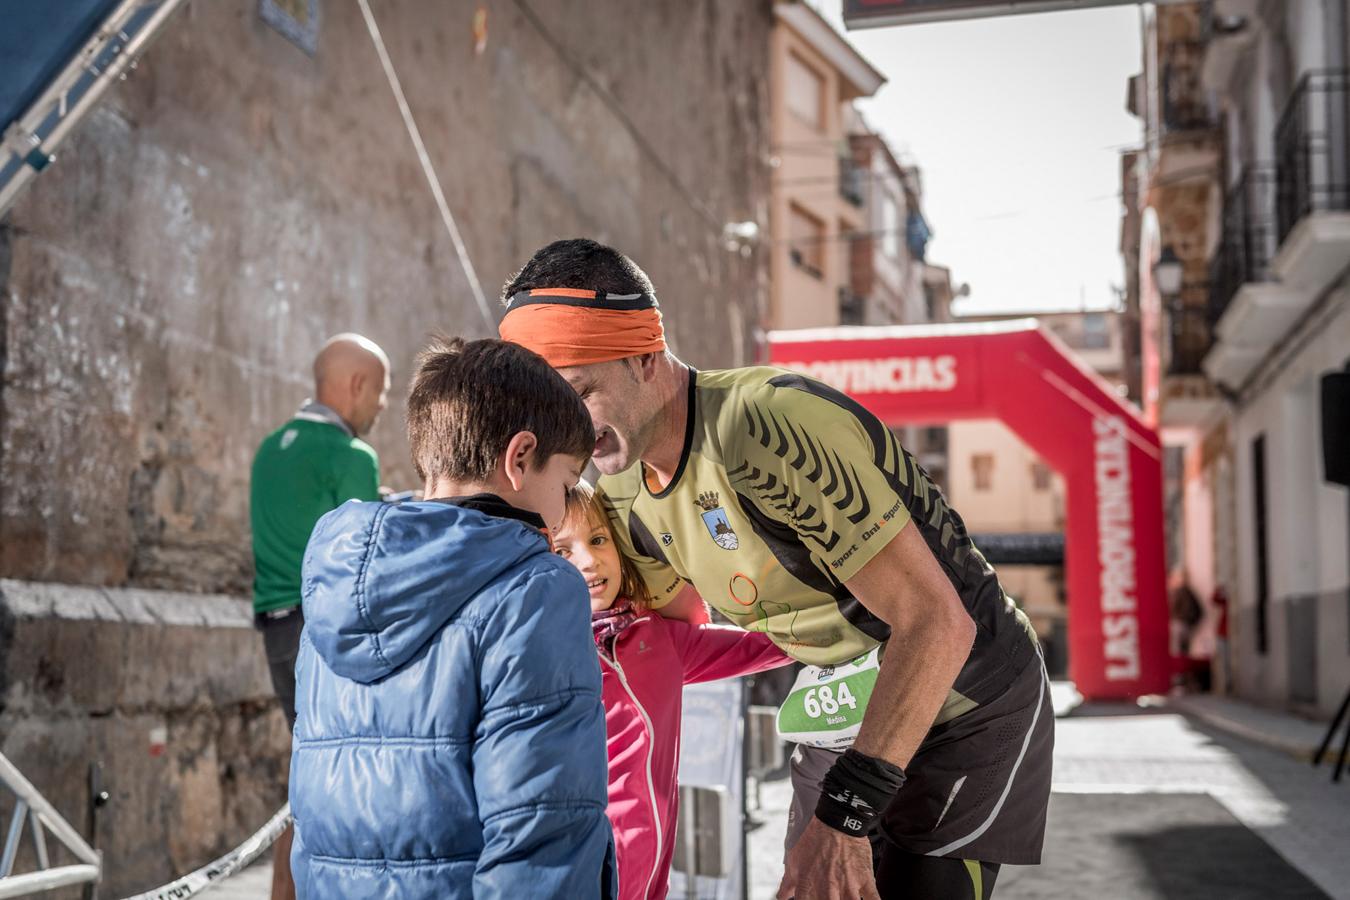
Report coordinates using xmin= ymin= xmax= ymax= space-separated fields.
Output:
xmin=597 ymin=611 xmax=790 ymax=900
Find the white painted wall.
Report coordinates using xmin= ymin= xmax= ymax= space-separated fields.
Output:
xmin=1231 ymin=291 xmax=1350 ymax=715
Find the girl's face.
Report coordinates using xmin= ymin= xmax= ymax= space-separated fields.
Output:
xmin=554 ymin=510 xmax=623 ymax=612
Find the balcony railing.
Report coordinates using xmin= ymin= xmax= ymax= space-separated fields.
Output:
xmin=838 ymin=287 xmax=865 ymax=326
xmin=1167 ymin=285 xmax=1214 ymax=376
xmin=839 ymin=156 xmax=865 ymax=208
xmin=1275 ymin=69 xmax=1350 ymax=244
xmin=1208 ymin=165 xmax=1277 ymax=322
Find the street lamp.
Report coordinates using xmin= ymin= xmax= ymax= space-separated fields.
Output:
xmin=1153 ymin=245 xmax=1184 ymax=298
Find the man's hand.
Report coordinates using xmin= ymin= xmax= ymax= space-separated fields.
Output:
xmin=777 ymin=819 xmax=879 ymax=900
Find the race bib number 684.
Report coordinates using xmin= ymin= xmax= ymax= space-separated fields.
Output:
xmin=776 ymin=647 xmax=881 ymax=750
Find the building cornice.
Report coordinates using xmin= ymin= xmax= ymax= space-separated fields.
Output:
xmin=775 ymin=2 xmax=886 ymax=99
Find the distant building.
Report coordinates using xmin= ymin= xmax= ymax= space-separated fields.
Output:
xmin=844 ymin=119 xmax=932 ymax=326
xmin=766 ymin=3 xmax=953 ymax=484
xmin=768 ymin=1 xmax=884 ymax=331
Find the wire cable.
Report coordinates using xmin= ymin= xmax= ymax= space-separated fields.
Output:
xmin=357 ymin=0 xmax=496 ymax=333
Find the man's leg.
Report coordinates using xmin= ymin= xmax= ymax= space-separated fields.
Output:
xmin=271 ymin=825 xmax=295 ymax=900
xmin=878 ymin=656 xmax=1053 ymax=866
xmin=260 ymin=608 xmax=304 ymax=900
xmin=875 ymin=847 xmax=1000 ymax=900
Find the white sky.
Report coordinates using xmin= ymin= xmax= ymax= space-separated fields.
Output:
xmin=819 ymin=3 xmax=1144 ymax=314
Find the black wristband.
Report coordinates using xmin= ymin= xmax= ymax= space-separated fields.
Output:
xmin=814 ymin=749 xmax=907 ymax=838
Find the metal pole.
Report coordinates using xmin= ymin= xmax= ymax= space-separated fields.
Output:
xmin=0 ymin=802 xmax=28 ymax=879
xmin=29 ymin=811 xmax=49 ymax=872
xmin=0 ymin=865 xmax=103 ymax=900
xmin=0 ymin=754 xmax=100 ymax=867
xmin=83 ymin=761 xmax=107 ymax=900
xmin=740 ymin=678 xmax=751 ymax=900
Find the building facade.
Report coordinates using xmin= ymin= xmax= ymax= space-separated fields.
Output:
xmin=1122 ymin=0 xmax=1350 ymax=715
xmin=844 ymin=122 xmax=932 ymax=326
xmin=768 ymin=1 xmax=884 ymax=331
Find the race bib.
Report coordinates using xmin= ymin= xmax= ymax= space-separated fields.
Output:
xmin=776 ymin=647 xmax=881 ymax=749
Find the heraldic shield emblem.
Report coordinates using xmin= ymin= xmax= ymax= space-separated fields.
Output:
xmin=695 ymin=491 xmax=739 ymax=550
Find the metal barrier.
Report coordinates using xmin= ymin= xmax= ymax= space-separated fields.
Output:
xmin=0 ymin=752 xmax=101 ymax=899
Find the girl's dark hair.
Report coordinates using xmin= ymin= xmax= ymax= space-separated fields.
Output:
xmin=562 ymin=482 xmax=653 ymax=610
xmin=407 ymin=337 xmax=595 ymax=482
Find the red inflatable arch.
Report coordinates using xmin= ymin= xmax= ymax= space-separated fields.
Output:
xmin=769 ymin=320 xmax=1168 ymax=701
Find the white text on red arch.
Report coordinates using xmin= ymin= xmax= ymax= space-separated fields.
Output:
xmin=783 ymin=356 xmax=958 ymax=394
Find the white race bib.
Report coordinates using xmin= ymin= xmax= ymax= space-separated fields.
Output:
xmin=775 ymin=648 xmax=881 ymax=749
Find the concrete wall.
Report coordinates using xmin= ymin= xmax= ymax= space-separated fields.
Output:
xmin=0 ymin=581 xmax=287 ymax=898
xmin=0 ymin=0 xmax=773 ymax=892
xmin=0 ymin=0 xmax=772 ymax=593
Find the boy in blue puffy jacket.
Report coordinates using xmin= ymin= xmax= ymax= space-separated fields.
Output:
xmin=290 ymin=337 xmax=616 ymax=899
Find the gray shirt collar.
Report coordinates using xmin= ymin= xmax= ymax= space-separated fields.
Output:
xmin=294 ymin=400 xmax=355 ymax=438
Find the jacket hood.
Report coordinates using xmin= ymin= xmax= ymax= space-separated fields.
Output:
xmin=301 ymin=499 xmax=549 ymax=683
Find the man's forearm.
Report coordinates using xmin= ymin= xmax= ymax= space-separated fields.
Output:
xmin=851 ymin=602 xmax=975 ymax=769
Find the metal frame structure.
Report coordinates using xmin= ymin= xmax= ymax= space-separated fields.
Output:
xmin=0 ymin=0 xmax=188 ymax=217
xmin=843 ymin=0 xmax=1192 ymax=30
xmin=0 ymin=753 xmax=100 ymax=900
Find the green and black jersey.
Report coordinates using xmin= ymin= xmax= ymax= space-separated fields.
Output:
xmin=599 ymin=367 xmax=1038 ymax=714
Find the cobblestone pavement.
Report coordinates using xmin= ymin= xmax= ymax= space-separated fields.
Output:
xmin=206 ymin=695 xmax=1350 ymax=899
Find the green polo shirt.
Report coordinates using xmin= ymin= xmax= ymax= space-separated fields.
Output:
xmin=250 ymin=417 xmax=381 ymax=614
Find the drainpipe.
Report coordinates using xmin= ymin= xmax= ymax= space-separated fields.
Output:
xmin=1326 ymin=0 xmax=1349 ymax=199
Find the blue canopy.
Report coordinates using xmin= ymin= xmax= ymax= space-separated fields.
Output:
xmin=1 ymin=0 xmax=182 ymax=214
xmin=0 ymin=0 xmax=123 ymax=133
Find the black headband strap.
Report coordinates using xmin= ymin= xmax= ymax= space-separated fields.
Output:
xmin=504 ymin=290 xmax=659 ymax=313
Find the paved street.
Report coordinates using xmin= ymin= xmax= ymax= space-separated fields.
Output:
xmin=209 ymin=692 xmax=1350 ymax=899
xmin=748 ymin=697 xmax=1350 ymax=899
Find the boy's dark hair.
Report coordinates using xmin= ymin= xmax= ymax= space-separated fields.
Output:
xmin=407 ymin=337 xmax=595 ymax=483
xmin=501 ymin=238 xmax=655 ymax=303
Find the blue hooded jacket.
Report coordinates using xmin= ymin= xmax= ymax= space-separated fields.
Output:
xmin=290 ymin=497 xmax=616 ymax=899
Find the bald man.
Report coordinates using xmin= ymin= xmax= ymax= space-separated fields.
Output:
xmin=249 ymin=333 xmax=390 ymax=900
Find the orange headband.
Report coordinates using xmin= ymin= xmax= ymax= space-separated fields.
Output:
xmin=498 ymin=288 xmax=667 ymax=368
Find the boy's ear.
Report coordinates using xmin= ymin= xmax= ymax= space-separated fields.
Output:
xmin=502 ymin=431 xmax=539 ymax=492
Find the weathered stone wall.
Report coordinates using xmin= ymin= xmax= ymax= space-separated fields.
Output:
xmin=0 ymin=0 xmax=772 ymax=893
xmin=0 ymin=0 xmax=772 ymax=591
xmin=0 ymin=581 xmax=288 ymax=898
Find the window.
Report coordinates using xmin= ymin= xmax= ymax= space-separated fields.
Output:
xmin=1252 ymin=434 xmax=1269 ymax=655
xmin=1031 ymin=462 xmax=1053 ymax=491
xmin=1081 ymin=313 xmax=1109 ymax=349
xmin=972 ymin=454 xmax=994 ymax=491
xmin=789 ymin=204 xmax=825 ymax=278
xmin=882 ymin=192 xmax=901 ymax=260
xmin=786 ymin=52 xmax=825 ymax=131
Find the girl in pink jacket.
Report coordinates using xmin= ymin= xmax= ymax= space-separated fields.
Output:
xmin=554 ymin=483 xmax=791 ymax=900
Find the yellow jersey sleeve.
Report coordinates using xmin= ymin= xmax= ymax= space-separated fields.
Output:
xmin=595 ymin=477 xmax=686 ymax=609
xmin=728 ymin=377 xmax=913 ymax=584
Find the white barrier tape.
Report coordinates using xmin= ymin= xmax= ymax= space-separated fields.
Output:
xmin=121 ymin=805 xmax=291 ymax=900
